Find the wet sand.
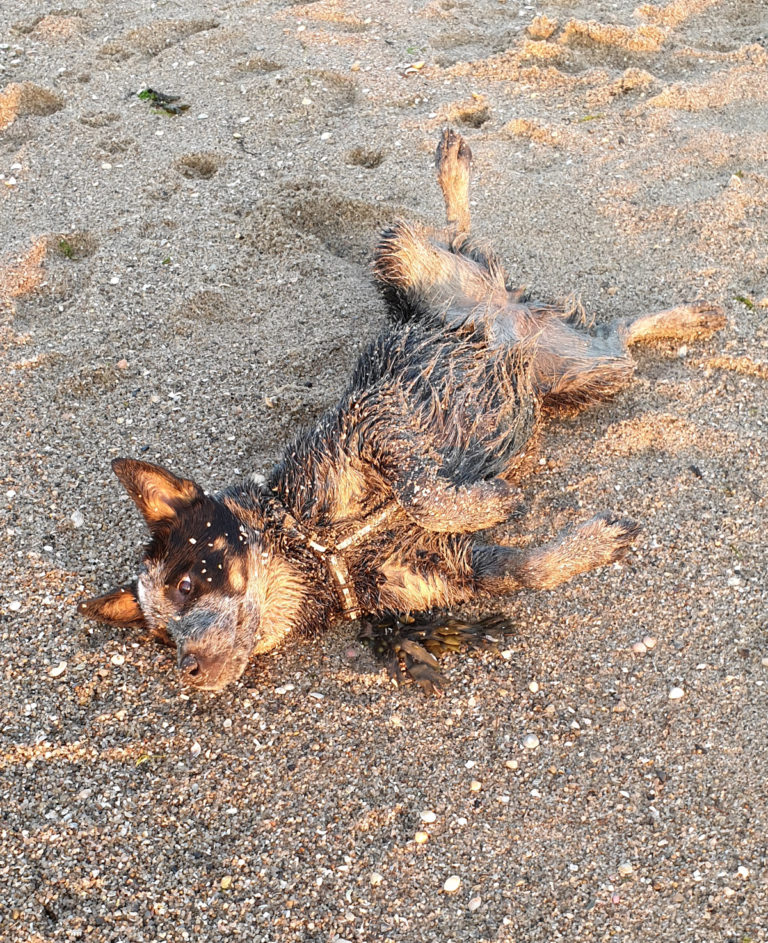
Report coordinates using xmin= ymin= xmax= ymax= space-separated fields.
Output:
xmin=2 ymin=1 xmax=767 ymax=940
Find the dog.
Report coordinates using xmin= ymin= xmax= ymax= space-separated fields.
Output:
xmin=78 ymin=130 xmax=725 ymax=692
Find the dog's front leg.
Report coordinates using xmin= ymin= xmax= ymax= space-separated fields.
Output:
xmin=473 ymin=512 xmax=640 ymax=594
xmin=386 ymin=453 xmax=522 ymax=533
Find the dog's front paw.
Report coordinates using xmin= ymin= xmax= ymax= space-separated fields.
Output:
xmin=587 ymin=512 xmax=642 ymax=564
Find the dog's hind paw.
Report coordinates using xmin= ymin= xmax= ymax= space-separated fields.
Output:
xmin=628 ymin=302 xmax=726 ymax=344
xmin=435 ymin=127 xmax=472 ymax=174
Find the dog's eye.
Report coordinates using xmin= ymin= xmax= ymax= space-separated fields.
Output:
xmin=178 ymin=576 xmax=193 ymax=595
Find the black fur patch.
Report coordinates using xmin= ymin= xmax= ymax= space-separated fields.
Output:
xmin=144 ymin=496 xmax=248 ymax=604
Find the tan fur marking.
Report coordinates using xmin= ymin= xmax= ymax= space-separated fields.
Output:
xmin=228 ymin=558 xmax=246 ymax=593
xmin=248 ymin=546 xmax=308 ymax=654
xmin=377 ymin=562 xmax=462 ymax=612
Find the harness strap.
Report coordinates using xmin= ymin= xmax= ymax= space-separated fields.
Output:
xmin=270 ymin=496 xmax=396 ymax=621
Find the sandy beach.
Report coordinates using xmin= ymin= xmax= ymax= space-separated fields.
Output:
xmin=2 ymin=0 xmax=767 ymax=940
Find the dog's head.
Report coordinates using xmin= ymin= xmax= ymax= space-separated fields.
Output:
xmin=79 ymin=459 xmax=310 ymax=691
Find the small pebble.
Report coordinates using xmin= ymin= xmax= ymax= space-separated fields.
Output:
xmin=220 ymin=875 xmax=232 ymax=890
xmin=737 ymin=865 xmax=749 ymax=878
xmin=443 ymin=875 xmax=461 ymax=894
xmin=643 ymin=636 xmax=657 ymax=649
xmin=49 ymin=661 xmax=67 ymax=678
xmin=470 ymin=780 xmax=482 ymax=792
xmin=70 ymin=509 xmax=85 ymax=528
xmin=523 ymin=733 xmax=540 ymax=750
xmin=420 ymin=810 xmax=437 ymax=824
xmin=618 ymin=861 xmax=634 ymax=877
xmin=528 ymin=680 xmax=539 ymax=693
xmin=116 ymin=359 xmax=128 ymax=370
xmin=632 ymin=641 xmax=648 ymax=654
xmin=668 ymin=686 xmax=685 ymax=700
xmin=468 ymin=896 xmax=482 ymax=912
xmin=110 ymin=653 xmax=125 ymax=666
xmin=370 ymin=872 xmax=383 ymax=886
xmin=223 ymin=718 xmax=232 ymax=729
xmin=414 ymin=831 xmax=429 ymax=844
xmin=190 ymin=742 xmax=201 ymax=757
xmin=762 ymin=657 xmax=768 ymax=668
xmin=677 ymin=344 xmax=688 ymax=358
xmin=320 ymin=131 xmax=332 ymax=141
xmin=505 ymin=759 xmax=518 ymax=770
xmin=9 ymin=600 xmax=22 ymax=612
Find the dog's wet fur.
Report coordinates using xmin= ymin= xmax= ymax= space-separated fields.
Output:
xmin=79 ymin=131 xmax=725 ymax=692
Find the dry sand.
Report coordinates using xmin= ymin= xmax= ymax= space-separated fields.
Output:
xmin=2 ymin=0 xmax=767 ymax=940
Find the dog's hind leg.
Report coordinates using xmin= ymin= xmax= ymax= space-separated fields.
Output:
xmin=473 ymin=512 xmax=640 ymax=594
xmin=435 ymin=127 xmax=472 ymax=242
xmin=373 ymin=130 xmax=508 ymax=320
xmin=625 ymin=302 xmax=726 ymax=345
xmin=435 ymin=127 xmax=513 ymax=281
xmin=530 ymin=300 xmax=725 ymax=410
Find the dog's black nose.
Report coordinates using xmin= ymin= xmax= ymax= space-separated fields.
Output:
xmin=179 ymin=653 xmax=201 ymax=679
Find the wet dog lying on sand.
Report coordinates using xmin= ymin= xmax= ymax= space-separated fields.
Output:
xmin=79 ymin=130 xmax=725 ymax=692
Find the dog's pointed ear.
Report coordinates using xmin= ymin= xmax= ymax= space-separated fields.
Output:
xmin=112 ymin=458 xmax=203 ymax=528
xmin=77 ymin=583 xmax=145 ymax=627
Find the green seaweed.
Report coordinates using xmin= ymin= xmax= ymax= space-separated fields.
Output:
xmin=137 ymin=88 xmax=190 ymax=116
xmin=58 ymin=238 xmax=75 ymax=259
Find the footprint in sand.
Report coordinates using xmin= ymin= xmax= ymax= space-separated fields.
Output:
xmin=174 ymin=153 xmax=225 ymax=180
xmin=98 ymin=18 xmax=218 ymax=59
xmin=286 ymin=192 xmax=408 ymax=262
